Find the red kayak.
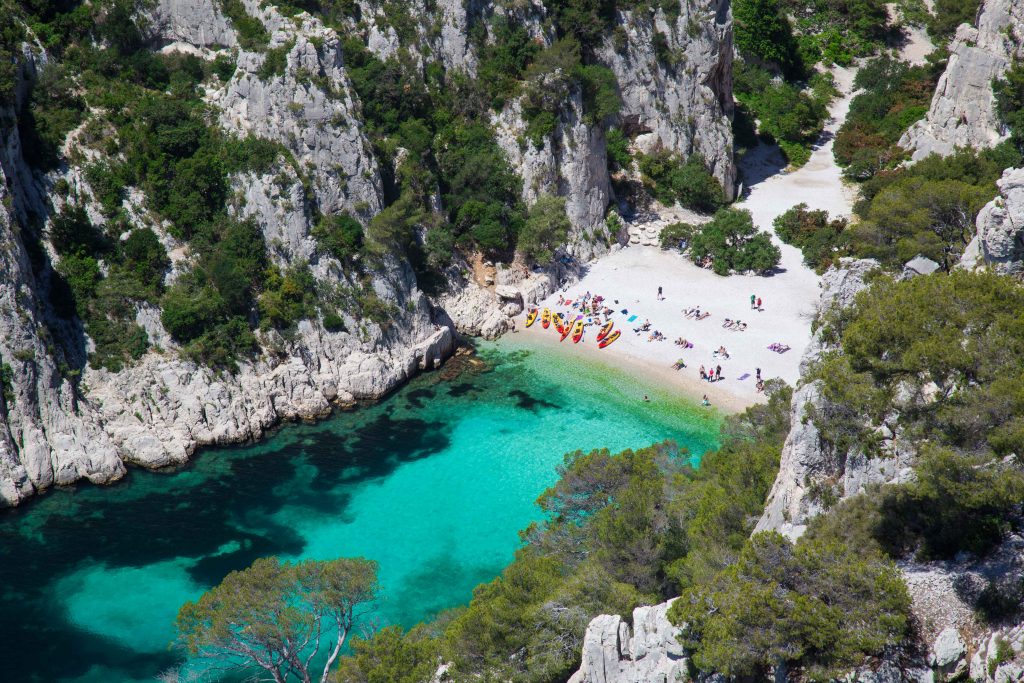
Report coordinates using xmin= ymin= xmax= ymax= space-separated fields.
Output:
xmin=596 ymin=320 xmax=613 ymax=342
xmin=571 ymin=320 xmax=585 ymax=343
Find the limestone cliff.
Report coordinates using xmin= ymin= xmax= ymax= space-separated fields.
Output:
xmin=899 ymin=0 xmax=1024 ymax=160
xmin=0 ymin=0 xmax=738 ymax=504
xmin=960 ymin=167 xmax=1024 ymax=273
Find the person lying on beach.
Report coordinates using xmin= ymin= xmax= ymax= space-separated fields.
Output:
xmin=673 ymin=358 xmax=686 ymax=369
xmin=674 ymin=337 xmax=693 ymax=348
xmin=713 ymin=346 xmax=729 ymax=359
xmin=722 ymin=318 xmax=733 ymax=328
xmin=695 ymin=311 xmax=711 ymax=320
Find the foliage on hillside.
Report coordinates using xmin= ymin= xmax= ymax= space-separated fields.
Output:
xmin=834 ymin=54 xmax=944 ymax=181
xmin=806 ymin=271 xmax=1024 ymax=561
xmin=773 ymin=203 xmax=848 ymax=272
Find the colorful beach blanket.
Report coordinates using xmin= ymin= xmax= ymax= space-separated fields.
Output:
xmin=627 ymin=315 xmax=638 ymax=322
xmin=737 ymin=373 xmax=750 ymax=381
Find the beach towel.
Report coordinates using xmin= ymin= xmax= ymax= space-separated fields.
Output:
xmin=564 ymin=299 xmax=573 ymax=305
xmin=737 ymin=373 xmax=750 ymax=381
xmin=627 ymin=315 xmax=638 ymax=322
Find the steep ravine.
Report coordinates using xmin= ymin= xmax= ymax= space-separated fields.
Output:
xmin=0 ymin=0 xmax=736 ymax=505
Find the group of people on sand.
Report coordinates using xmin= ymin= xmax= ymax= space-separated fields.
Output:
xmin=683 ymin=307 xmax=711 ymax=320
xmin=557 ymin=291 xmax=613 ymax=320
xmin=750 ymin=294 xmax=764 ymax=311
xmin=699 ymin=364 xmax=723 ymax=382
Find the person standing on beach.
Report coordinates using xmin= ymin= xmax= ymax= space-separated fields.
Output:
xmin=699 ymin=365 xmax=706 ymax=381
xmin=756 ymin=297 xmax=762 ymax=310
xmin=756 ymin=367 xmax=761 ymax=381
xmin=750 ymin=294 xmax=756 ymax=309
xmin=716 ymin=364 xmax=722 ymax=381
xmin=657 ymin=286 xmax=663 ymax=300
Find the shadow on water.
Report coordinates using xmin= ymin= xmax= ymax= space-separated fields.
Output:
xmin=0 ymin=393 xmax=455 ymax=681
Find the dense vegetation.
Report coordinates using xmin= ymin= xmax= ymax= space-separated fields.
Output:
xmin=834 ymin=54 xmax=943 ymax=181
xmin=995 ymin=58 xmax=1024 ymax=151
xmin=671 ymin=530 xmax=909 ymax=679
xmin=773 ymin=204 xmax=848 ymax=272
xmin=660 ymin=209 xmax=781 ymax=275
xmin=807 ymin=271 xmax=1024 ymax=561
xmin=637 ymin=151 xmax=726 ymax=213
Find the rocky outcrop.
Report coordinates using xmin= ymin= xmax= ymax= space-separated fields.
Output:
xmin=0 ymin=122 xmax=125 ymax=506
xmin=596 ymin=1 xmax=736 ymax=198
xmin=214 ymin=6 xmax=383 ymax=222
xmin=494 ymin=95 xmax=614 ymax=261
xmin=150 ymin=0 xmax=237 ymax=48
xmin=899 ymin=0 xmax=1024 ymax=160
xmin=751 ymin=259 xmax=918 ymax=539
xmin=960 ymin=167 xmax=1024 ymax=273
xmin=567 ymin=600 xmax=689 ymax=683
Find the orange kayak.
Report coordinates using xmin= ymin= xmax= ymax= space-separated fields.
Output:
xmin=525 ymin=309 xmax=538 ymax=328
xmin=572 ymin=320 xmax=585 ymax=343
xmin=596 ymin=320 xmax=613 ymax=341
xmin=541 ymin=308 xmax=551 ymax=329
xmin=598 ymin=330 xmax=621 ymax=348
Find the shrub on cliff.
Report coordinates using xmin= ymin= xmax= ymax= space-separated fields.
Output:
xmin=518 ymin=195 xmax=571 ymax=263
xmin=804 ymin=271 xmax=1024 ymax=560
xmin=671 ymin=531 xmax=910 ymax=679
xmin=638 ymin=151 xmax=725 ymax=214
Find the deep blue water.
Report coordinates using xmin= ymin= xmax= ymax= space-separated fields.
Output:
xmin=0 ymin=339 xmax=720 ymax=682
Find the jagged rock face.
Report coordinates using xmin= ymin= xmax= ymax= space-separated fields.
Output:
xmin=596 ymin=1 xmax=736 ymax=198
xmin=0 ymin=123 xmax=125 ymax=506
xmin=899 ymin=0 xmax=1024 ymax=160
xmin=567 ymin=600 xmax=689 ymax=683
xmin=494 ymin=95 xmax=614 ymax=261
xmin=215 ymin=6 xmax=384 ymax=221
xmin=961 ymin=167 xmax=1024 ymax=273
xmin=150 ymin=0 xmax=237 ymax=48
xmin=754 ymin=259 xmax=921 ymax=540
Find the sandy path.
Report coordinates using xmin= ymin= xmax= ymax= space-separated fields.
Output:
xmin=516 ymin=69 xmax=860 ymax=413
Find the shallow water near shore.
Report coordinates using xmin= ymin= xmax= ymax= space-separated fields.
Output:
xmin=0 ymin=339 xmax=720 ymax=682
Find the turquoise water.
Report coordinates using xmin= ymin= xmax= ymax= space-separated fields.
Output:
xmin=0 ymin=339 xmax=720 ymax=682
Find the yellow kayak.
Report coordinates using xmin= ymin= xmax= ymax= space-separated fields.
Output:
xmin=525 ymin=309 xmax=538 ymax=328
xmin=598 ymin=329 xmax=621 ymax=348
xmin=541 ymin=308 xmax=551 ymax=329
xmin=572 ymin=320 xmax=585 ymax=343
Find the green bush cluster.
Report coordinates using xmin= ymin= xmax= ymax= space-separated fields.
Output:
xmin=680 ymin=209 xmax=781 ymax=275
xmin=48 ymin=205 xmax=162 ymax=371
xmin=637 ymin=151 xmax=725 ymax=213
xmin=518 ymin=195 xmax=571 ymax=264
xmin=926 ymin=0 xmax=981 ymax=42
xmin=844 ymin=144 xmax=1021 ymax=269
xmin=733 ymin=61 xmax=830 ymax=167
xmin=773 ymin=203 xmax=848 ymax=272
xmin=807 ymin=271 xmax=1024 ymax=560
xmin=782 ymin=0 xmax=891 ymax=66
xmin=671 ymin=531 xmax=910 ymax=679
xmin=733 ymin=0 xmax=804 ymax=76
xmin=835 ymin=54 xmax=943 ymax=181
xmin=995 ymin=58 xmax=1024 ymax=151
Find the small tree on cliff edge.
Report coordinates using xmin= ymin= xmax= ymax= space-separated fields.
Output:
xmin=177 ymin=556 xmax=378 ymax=683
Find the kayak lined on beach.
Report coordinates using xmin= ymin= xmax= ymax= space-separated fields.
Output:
xmin=598 ymin=330 xmax=621 ymax=348
xmin=525 ymin=309 xmax=538 ymax=328
xmin=596 ymin=320 xmax=614 ymax=341
xmin=541 ymin=308 xmax=551 ymax=329
xmin=559 ymin=316 xmax=573 ymax=341
xmin=572 ymin=320 xmax=585 ymax=343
